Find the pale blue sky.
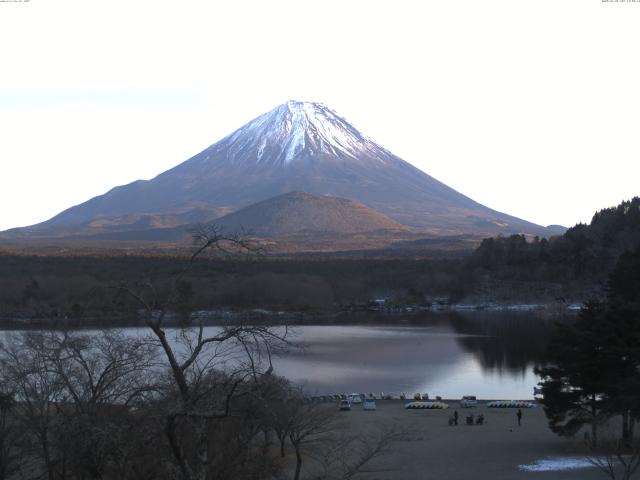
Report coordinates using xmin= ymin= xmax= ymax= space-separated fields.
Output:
xmin=1 ymin=0 xmax=639 ymax=231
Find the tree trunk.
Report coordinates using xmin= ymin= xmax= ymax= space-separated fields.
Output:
xmin=261 ymin=429 xmax=271 ymax=456
xmin=591 ymin=394 xmax=598 ymax=448
xmin=164 ymin=415 xmax=191 ymax=480
xmin=195 ymin=423 xmax=209 ymax=480
xmin=149 ymin=324 xmax=190 ymax=399
xmin=293 ymin=443 xmax=302 ymax=480
xmin=0 ymin=435 xmax=6 ymax=480
xmin=40 ymin=433 xmax=56 ymax=480
xmin=591 ymin=395 xmax=598 ymax=448
xmin=622 ymin=410 xmax=630 ymax=445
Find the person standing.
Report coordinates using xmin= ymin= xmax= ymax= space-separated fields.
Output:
xmin=517 ymin=408 xmax=522 ymax=426
xmin=453 ymin=410 xmax=459 ymax=426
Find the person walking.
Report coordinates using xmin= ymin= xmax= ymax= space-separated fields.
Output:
xmin=517 ymin=408 xmax=522 ymax=426
xmin=453 ymin=410 xmax=459 ymax=426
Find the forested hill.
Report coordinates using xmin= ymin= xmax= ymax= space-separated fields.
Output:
xmin=464 ymin=197 xmax=640 ymax=286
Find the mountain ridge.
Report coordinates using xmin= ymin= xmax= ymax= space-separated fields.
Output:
xmin=2 ymin=100 xmax=565 ymax=244
xmin=215 ymin=191 xmax=411 ymax=236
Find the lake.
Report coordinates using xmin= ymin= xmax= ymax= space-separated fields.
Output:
xmin=0 ymin=310 xmax=565 ymax=400
xmin=273 ymin=311 xmax=560 ymax=399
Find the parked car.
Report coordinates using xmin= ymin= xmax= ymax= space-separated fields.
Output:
xmin=460 ymin=395 xmax=478 ymax=408
xmin=339 ymin=400 xmax=351 ymax=411
xmin=363 ymin=399 xmax=377 ymax=411
xmin=347 ymin=393 xmax=363 ymax=404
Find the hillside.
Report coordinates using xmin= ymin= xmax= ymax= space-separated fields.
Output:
xmin=457 ymin=197 xmax=640 ymax=303
xmin=1 ymin=101 xmax=563 ymax=246
xmin=215 ymin=192 xmax=410 ymax=236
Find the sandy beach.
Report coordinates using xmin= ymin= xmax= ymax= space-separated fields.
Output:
xmin=298 ymin=400 xmax=605 ymax=480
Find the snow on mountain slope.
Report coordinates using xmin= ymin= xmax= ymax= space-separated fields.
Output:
xmin=213 ymin=100 xmax=393 ymax=166
xmin=6 ymin=100 xmax=565 ymax=240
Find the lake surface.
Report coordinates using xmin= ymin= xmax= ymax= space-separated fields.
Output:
xmin=0 ymin=311 xmax=564 ymax=400
xmin=273 ymin=312 xmax=558 ymax=399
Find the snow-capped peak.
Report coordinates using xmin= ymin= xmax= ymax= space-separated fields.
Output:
xmin=210 ymin=100 xmax=392 ymax=166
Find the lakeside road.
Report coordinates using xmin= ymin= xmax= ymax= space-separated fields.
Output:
xmin=308 ymin=400 xmax=604 ymax=480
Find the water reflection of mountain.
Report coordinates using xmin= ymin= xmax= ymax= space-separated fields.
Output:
xmin=333 ymin=310 xmax=566 ymax=376
xmin=270 ymin=312 xmax=569 ymax=396
xmin=449 ymin=311 xmax=561 ymax=375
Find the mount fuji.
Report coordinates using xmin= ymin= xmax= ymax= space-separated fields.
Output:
xmin=2 ymin=100 xmax=563 ymax=246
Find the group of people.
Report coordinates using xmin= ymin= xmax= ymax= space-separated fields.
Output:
xmin=448 ymin=408 xmax=523 ymax=427
xmin=448 ymin=410 xmax=484 ymax=425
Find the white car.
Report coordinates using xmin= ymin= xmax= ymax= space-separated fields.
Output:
xmin=460 ymin=395 xmax=478 ymax=408
xmin=363 ymin=399 xmax=377 ymax=411
xmin=339 ymin=400 xmax=351 ymax=411
xmin=348 ymin=394 xmax=363 ymax=404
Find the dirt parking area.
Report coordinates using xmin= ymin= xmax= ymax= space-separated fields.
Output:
xmin=319 ymin=400 xmax=604 ymax=480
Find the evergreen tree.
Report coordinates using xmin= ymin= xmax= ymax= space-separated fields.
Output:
xmin=535 ymin=302 xmax=611 ymax=446
xmin=602 ymin=247 xmax=640 ymax=443
xmin=536 ymin=247 xmax=640 ymax=446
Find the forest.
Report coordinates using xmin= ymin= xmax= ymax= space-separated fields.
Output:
xmin=457 ymin=197 xmax=640 ymax=302
xmin=0 ymin=197 xmax=639 ymax=325
xmin=0 ymin=253 xmax=461 ymax=325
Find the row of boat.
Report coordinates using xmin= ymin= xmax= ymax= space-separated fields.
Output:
xmin=404 ymin=400 xmax=536 ymax=409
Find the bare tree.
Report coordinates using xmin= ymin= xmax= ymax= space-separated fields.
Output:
xmin=0 ymin=330 xmax=161 ymax=480
xmin=282 ymin=397 xmax=407 ymax=480
xmin=117 ymin=224 xmax=290 ymax=480
xmin=38 ymin=330 xmax=159 ymax=411
xmin=0 ymin=332 xmax=67 ymax=480
xmin=309 ymin=425 xmax=406 ymax=480
xmin=0 ymin=391 xmax=22 ymax=480
xmin=287 ymin=401 xmax=338 ymax=480
xmin=48 ymin=330 xmax=159 ymax=479
xmin=254 ymin=375 xmax=297 ymax=458
xmin=586 ymin=426 xmax=640 ymax=480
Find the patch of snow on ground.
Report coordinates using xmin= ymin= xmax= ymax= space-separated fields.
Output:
xmin=518 ymin=457 xmax=596 ymax=472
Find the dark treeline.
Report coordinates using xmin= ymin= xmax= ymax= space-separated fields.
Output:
xmin=1 ymin=198 xmax=639 ymax=323
xmin=468 ymin=197 xmax=640 ymax=280
xmin=458 ymin=197 xmax=640 ymax=301
xmin=0 ymin=255 xmax=461 ymax=323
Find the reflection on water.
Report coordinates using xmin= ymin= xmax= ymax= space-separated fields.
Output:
xmin=0 ymin=311 xmax=566 ymax=400
xmin=273 ymin=311 xmax=564 ymax=399
xmin=449 ymin=312 xmax=557 ymax=374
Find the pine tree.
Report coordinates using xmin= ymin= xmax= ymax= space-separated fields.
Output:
xmin=536 ymin=247 xmax=640 ymax=446
xmin=535 ymin=302 xmax=611 ymax=446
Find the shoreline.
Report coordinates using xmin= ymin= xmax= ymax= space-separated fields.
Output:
xmin=0 ymin=301 xmax=582 ymax=329
xmin=309 ymin=398 xmax=540 ymax=405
